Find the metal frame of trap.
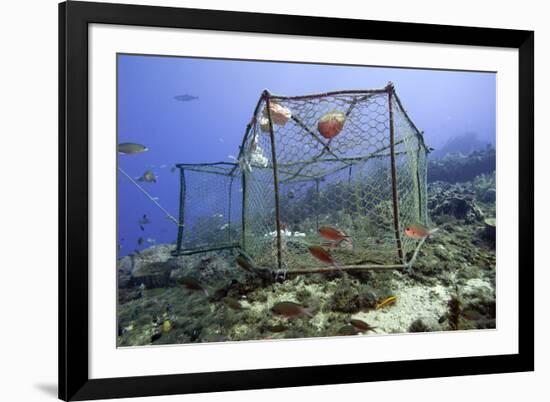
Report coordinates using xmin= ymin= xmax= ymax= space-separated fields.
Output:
xmin=171 ymin=83 xmax=430 ymax=275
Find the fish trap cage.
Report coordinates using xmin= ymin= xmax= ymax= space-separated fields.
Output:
xmin=173 ymin=83 xmax=430 ymax=273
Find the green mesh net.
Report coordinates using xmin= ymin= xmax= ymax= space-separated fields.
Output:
xmin=173 ymin=163 xmax=242 ymax=255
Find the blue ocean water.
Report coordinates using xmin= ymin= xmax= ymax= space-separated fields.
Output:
xmin=117 ymin=54 xmax=496 ymax=257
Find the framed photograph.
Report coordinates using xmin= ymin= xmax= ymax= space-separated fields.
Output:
xmin=59 ymin=1 xmax=534 ymax=400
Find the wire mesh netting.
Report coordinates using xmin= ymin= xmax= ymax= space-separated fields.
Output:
xmin=174 ymin=163 xmax=242 ymax=255
xmin=173 ymin=84 xmax=429 ymax=273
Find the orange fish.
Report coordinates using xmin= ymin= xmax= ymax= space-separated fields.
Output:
xmin=308 ymin=245 xmax=340 ymax=268
xmin=318 ymin=226 xmax=350 ymax=242
xmin=404 ymin=223 xmax=439 ymax=239
xmin=318 ymin=111 xmax=346 ymax=139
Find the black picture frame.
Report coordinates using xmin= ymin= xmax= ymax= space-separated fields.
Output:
xmin=59 ymin=1 xmax=534 ymax=400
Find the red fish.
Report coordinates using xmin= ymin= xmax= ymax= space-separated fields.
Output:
xmin=404 ymin=223 xmax=439 ymax=239
xmin=308 ymin=245 xmax=340 ymax=268
xmin=318 ymin=226 xmax=351 ymax=244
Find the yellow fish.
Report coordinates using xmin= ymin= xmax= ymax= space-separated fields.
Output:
xmin=375 ymin=296 xmax=397 ymax=310
xmin=162 ymin=319 xmax=172 ymax=333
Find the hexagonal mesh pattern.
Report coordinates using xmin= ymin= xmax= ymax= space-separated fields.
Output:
xmin=173 ymin=163 xmax=243 ymax=255
xmin=173 ymin=86 xmax=429 ymax=272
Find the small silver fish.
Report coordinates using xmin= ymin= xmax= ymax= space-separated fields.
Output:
xmin=138 ymin=170 xmax=156 ymax=183
xmin=174 ymin=94 xmax=198 ymax=102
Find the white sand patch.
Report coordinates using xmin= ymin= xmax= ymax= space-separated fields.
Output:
xmin=353 ymin=283 xmax=452 ymax=334
xmin=463 ymin=278 xmax=494 ymax=298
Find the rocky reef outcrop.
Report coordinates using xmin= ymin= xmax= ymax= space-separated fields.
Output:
xmin=428 ymin=181 xmax=485 ymax=224
xmin=428 ymin=146 xmax=495 ymax=184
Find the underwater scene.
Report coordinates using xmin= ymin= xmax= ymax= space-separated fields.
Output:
xmin=117 ymin=55 xmax=496 ymax=346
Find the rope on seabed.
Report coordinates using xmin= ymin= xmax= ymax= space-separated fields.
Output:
xmin=118 ymin=167 xmax=182 ymax=227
